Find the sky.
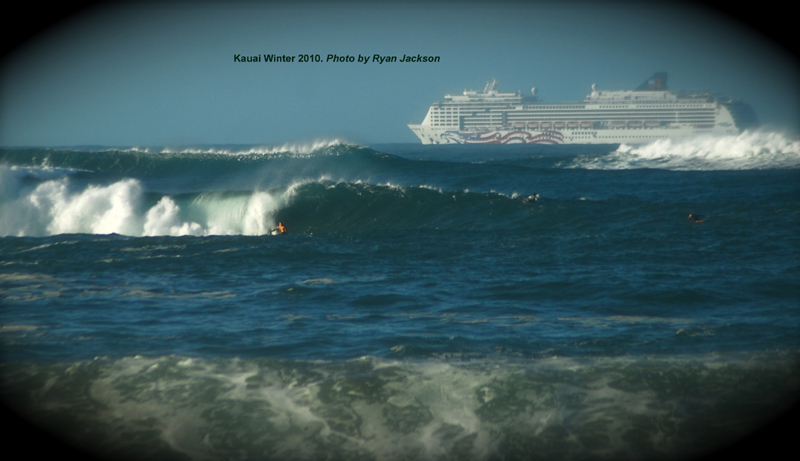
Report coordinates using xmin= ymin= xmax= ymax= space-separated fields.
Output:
xmin=1 ymin=0 xmax=797 ymax=147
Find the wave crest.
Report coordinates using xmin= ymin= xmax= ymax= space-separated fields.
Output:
xmin=569 ymin=130 xmax=800 ymax=170
xmin=0 ymin=165 xmax=294 ymax=237
xmin=158 ymin=139 xmax=357 ymax=156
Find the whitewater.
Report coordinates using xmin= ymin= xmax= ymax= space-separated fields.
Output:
xmin=1 ymin=130 xmax=799 ymax=461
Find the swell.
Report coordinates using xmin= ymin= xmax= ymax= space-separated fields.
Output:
xmin=0 ymin=143 xmax=544 ymax=236
xmin=4 ymin=166 xmax=798 ymax=237
xmin=277 ymin=181 xmax=541 ymax=233
xmin=0 ymin=168 xmax=545 ymax=237
xmin=0 ymin=142 xmax=376 ymax=178
xmin=3 ymin=137 xmax=799 ymax=237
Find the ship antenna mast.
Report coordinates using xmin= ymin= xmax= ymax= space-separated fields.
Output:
xmin=484 ymin=78 xmax=497 ymax=93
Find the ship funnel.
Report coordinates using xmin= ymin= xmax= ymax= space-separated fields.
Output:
xmin=636 ymin=72 xmax=668 ymax=91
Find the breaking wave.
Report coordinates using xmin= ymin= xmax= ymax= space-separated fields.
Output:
xmin=3 ymin=136 xmax=798 ymax=237
xmin=2 ymin=352 xmax=796 ymax=461
xmin=567 ymin=130 xmax=800 ymax=170
xmin=88 ymin=139 xmax=354 ymax=156
xmin=158 ymin=138 xmax=356 ymax=156
xmin=0 ymin=165 xmax=297 ymax=237
xmin=0 ymin=163 xmax=535 ymax=237
xmin=0 ymin=141 xmax=366 ymax=178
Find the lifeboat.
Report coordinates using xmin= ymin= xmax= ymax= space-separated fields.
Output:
xmin=514 ymin=122 xmax=525 ymax=129
xmin=527 ymin=122 xmax=539 ymax=129
xmin=644 ymin=120 xmax=660 ymax=127
xmin=554 ymin=122 xmax=565 ymax=129
xmin=567 ymin=122 xmax=579 ymax=129
xmin=540 ymin=122 xmax=552 ymax=129
xmin=580 ymin=121 xmax=592 ymax=128
xmin=611 ymin=121 xmax=626 ymax=128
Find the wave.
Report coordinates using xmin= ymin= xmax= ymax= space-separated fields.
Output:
xmin=280 ymin=180 xmax=538 ymax=234
xmin=157 ymin=138 xmax=357 ymax=156
xmin=6 ymin=133 xmax=799 ymax=177
xmin=565 ymin=130 xmax=800 ymax=170
xmin=0 ymin=142 xmax=543 ymax=237
xmin=0 ymin=141 xmax=368 ymax=178
xmin=40 ymin=139 xmax=354 ymax=156
xmin=0 ymin=164 xmax=299 ymax=237
xmin=0 ymin=162 xmax=540 ymax=237
xmin=4 ymin=136 xmax=797 ymax=237
xmin=2 ymin=353 xmax=796 ymax=461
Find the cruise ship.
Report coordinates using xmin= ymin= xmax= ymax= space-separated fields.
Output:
xmin=408 ymin=73 xmax=758 ymax=144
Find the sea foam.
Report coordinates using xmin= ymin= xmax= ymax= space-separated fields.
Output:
xmin=3 ymin=353 xmax=795 ymax=461
xmin=159 ymin=139 xmax=356 ymax=157
xmin=0 ymin=165 xmax=294 ymax=237
xmin=570 ymin=130 xmax=800 ymax=170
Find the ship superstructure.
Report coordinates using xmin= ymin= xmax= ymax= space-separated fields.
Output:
xmin=408 ymin=73 xmax=758 ymax=144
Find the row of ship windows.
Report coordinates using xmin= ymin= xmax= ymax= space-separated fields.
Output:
xmin=433 ymin=113 xmax=715 ymax=117
xmin=570 ymin=134 xmax=714 ymax=140
xmin=430 ymin=122 xmax=713 ymax=127
xmin=433 ymin=104 xmax=712 ymax=110
xmin=500 ymin=116 xmax=716 ymax=123
xmin=431 ymin=109 xmax=715 ymax=117
xmin=508 ymin=111 xmax=716 ymax=116
xmin=432 ymin=118 xmax=716 ymax=123
xmin=431 ymin=110 xmax=712 ymax=118
xmin=592 ymin=105 xmax=712 ymax=109
xmin=507 ymin=110 xmax=714 ymax=116
xmin=431 ymin=123 xmax=692 ymax=130
xmin=443 ymin=113 xmax=716 ymax=118
xmin=433 ymin=117 xmax=715 ymax=123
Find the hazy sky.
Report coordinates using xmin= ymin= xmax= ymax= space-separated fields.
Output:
xmin=1 ymin=1 xmax=797 ymax=146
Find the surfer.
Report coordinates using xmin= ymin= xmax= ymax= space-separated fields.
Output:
xmin=522 ymin=193 xmax=539 ymax=203
xmin=688 ymin=214 xmax=704 ymax=223
xmin=275 ymin=222 xmax=287 ymax=234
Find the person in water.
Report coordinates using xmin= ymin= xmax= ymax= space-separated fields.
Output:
xmin=521 ymin=193 xmax=539 ymax=203
xmin=275 ymin=222 xmax=287 ymax=234
xmin=688 ymin=214 xmax=704 ymax=223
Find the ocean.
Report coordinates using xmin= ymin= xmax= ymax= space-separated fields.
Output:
xmin=1 ymin=131 xmax=799 ymax=460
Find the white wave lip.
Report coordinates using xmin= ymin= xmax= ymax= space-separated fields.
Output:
xmin=573 ymin=131 xmax=800 ymax=170
xmin=0 ymin=166 xmax=295 ymax=237
xmin=158 ymin=138 xmax=356 ymax=156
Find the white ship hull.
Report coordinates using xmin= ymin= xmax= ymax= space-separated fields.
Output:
xmin=408 ymin=125 xmax=741 ymax=145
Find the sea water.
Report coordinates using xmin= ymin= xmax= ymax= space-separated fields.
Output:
xmin=1 ymin=131 xmax=799 ymax=460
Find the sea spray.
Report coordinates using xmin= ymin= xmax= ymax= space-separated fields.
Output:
xmin=568 ymin=130 xmax=800 ymax=170
xmin=0 ymin=173 xmax=144 ymax=236
xmin=0 ymin=167 xmax=294 ymax=237
xmin=159 ymin=139 xmax=357 ymax=156
xmin=143 ymin=197 xmax=204 ymax=237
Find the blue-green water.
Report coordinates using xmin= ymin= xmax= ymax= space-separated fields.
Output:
xmin=1 ymin=133 xmax=799 ymax=460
